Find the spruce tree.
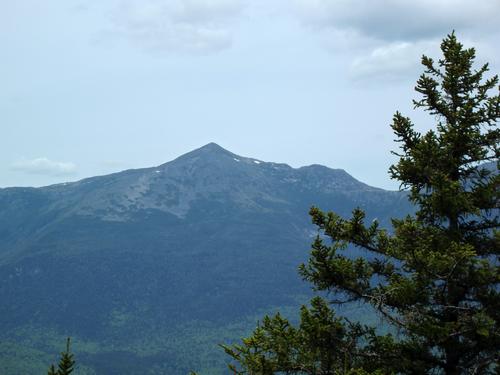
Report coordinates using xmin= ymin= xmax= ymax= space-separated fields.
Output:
xmin=47 ymin=338 xmax=75 ymax=375
xmin=223 ymin=33 xmax=499 ymax=374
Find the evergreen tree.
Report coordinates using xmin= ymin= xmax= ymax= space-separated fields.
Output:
xmin=223 ymin=33 xmax=499 ymax=374
xmin=47 ymin=338 xmax=75 ymax=375
xmin=222 ymin=297 xmax=378 ymax=374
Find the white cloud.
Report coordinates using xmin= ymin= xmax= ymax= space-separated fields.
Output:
xmin=106 ymin=0 xmax=246 ymax=54
xmin=10 ymin=158 xmax=77 ymax=176
xmin=350 ymin=40 xmax=439 ymax=81
xmin=293 ymin=0 xmax=500 ymax=42
xmin=291 ymin=0 xmax=500 ymax=82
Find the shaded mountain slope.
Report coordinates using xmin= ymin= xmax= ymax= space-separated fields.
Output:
xmin=0 ymin=143 xmax=411 ymax=374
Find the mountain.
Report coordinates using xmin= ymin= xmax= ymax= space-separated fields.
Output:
xmin=0 ymin=143 xmax=412 ymax=374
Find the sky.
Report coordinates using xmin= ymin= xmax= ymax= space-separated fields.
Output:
xmin=2 ymin=0 xmax=499 ymax=190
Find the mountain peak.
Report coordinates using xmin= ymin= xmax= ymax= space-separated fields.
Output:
xmin=169 ymin=143 xmax=237 ymax=165
xmin=186 ymin=142 xmax=234 ymax=157
xmin=198 ymin=142 xmax=227 ymax=152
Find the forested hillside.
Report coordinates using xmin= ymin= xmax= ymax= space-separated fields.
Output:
xmin=0 ymin=144 xmax=411 ymax=374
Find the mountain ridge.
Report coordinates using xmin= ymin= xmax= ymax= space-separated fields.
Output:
xmin=1 ymin=142 xmax=383 ymax=192
xmin=1 ymin=143 xmax=387 ymax=226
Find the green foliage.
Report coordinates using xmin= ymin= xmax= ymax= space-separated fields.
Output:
xmin=47 ymin=338 xmax=75 ymax=375
xmin=222 ymin=297 xmax=370 ymax=374
xmin=224 ymin=33 xmax=499 ymax=374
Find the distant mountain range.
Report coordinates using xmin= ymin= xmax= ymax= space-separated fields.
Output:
xmin=0 ymin=143 xmax=412 ymax=374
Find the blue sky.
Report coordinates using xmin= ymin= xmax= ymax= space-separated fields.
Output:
xmin=2 ymin=0 xmax=499 ymax=189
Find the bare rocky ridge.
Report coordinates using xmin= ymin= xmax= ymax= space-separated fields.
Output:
xmin=11 ymin=143 xmax=386 ymax=221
